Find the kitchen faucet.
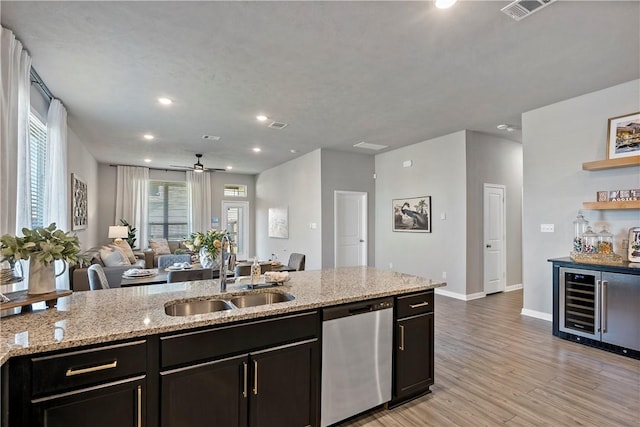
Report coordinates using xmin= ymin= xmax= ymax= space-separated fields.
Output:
xmin=219 ymin=233 xmax=232 ymax=292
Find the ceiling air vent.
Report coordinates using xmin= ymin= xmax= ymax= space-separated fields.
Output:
xmin=501 ymin=0 xmax=556 ymax=21
xmin=268 ymin=121 xmax=288 ymax=129
xmin=353 ymin=141 xmax=388 ymax=151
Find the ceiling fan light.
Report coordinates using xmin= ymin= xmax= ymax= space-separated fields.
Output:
xmin=434 ymin=0 xmax=457 ymax=9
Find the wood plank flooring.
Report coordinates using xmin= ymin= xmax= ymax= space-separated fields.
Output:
xmin=341 ymin=290 xmax=640 ymax=427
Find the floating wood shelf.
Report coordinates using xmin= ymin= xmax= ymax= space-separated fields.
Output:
xmin=582 ymin=201 xmax=640 ymax=210
xmin=582 ymin=156 xmax=640 ymax=170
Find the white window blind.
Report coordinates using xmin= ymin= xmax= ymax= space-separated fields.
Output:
xmin=29 ymin=111 xmax=47 ymax=228
xmin=148 ymin=181 xmax=188 ymax=240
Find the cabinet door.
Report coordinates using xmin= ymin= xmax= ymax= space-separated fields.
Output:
xmin=249 ymin=340 xmax=318 ymax=427
xmin=395 ymin=313 xmax=434 ymax=398
xmin=602 ymin=272 xmax=640 ymax=351
xmin=161 ymin=354 xmax=247 ymax=427
xmin=30 ymin=376 xmax=145 ymax=427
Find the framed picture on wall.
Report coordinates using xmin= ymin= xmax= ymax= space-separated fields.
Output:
xmin=607 ymin=112 xmax=640 ymax=159
xmin=71 ymin=173 xmax=88 ymax=230
xmin=268 ymin=207 xmax=289 ymax=238
xmin=393 ymin=196 xmax=431 ymax=232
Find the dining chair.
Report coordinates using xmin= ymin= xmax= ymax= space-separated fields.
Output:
xmin=287 ymin=253 xmax=306 ymax=271
xmin=167 ymin=268 xmax=214 ymax=283
xmin=158 ymin=254 xmax=191 ymax=271
xmin=87 ymin=264 xmax=111 ymax=290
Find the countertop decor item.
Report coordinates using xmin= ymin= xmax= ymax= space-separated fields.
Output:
xmin=628 ymin=227 xmax=640 ymax=262
xmin=0 ymin=223 xmax=81 ymax=294
xmin=183 ymin=229 xmax=230 ymax=269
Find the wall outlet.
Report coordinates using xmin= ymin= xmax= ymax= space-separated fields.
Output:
xmin=540 ymin=224 xmax=554 ymax=233
xmin=389 ymin=262 xmax=393 ymax=269
xmin=442 ymin=271 xmax=447 ymax=279
xmin=440 ymin=212 xmax=446 ymax=220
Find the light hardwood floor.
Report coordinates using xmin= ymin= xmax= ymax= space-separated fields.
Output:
xmin=342 ymin=290 xmax=640 ymax=427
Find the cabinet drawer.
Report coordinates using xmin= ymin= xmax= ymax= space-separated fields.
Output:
xmin=396 ymin=290 xmax=434 ymax=318
xmin=161 ymin=310 xmax=319 ymax=368
xmin=31 ymin=340 xmax=147 ymax=396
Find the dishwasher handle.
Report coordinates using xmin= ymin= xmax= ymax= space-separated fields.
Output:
xmin=323 ymin=298 xmax=393 ymax=321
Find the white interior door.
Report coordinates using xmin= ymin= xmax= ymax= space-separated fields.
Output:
xmin=221 ymin=201 xmax=249 ymax=261
xmin=483 ymin=184 xmax=506 ymax=294
xmin=334 ymin=191 xmax=367 ymax=267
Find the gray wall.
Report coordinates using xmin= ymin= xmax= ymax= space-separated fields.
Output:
xmin=320 ymin=149 xmax=375 ymax=268
xmin=375 ymin=131 xmax=468 ymax=296
xmin=466 ymin=131 xmax=523 ymax=294
xmin=255 ymin=150 xmax=322 ymax=269
xmin=522 ymin=79 xmax=640 ymax=318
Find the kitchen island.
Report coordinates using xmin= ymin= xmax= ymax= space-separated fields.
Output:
xmin=1 ymin=267 xmax=445 ymax=427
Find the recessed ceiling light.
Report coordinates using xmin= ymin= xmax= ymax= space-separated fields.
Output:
xmin=143 ymin=134 xmax=154 ymax=140
xmin=256 ymin=115 xmax=268 ymax=122
xmin=144 ymin=158 xmax=152 ymax=163
xmin=158 ymin=97 xmax=173 ymax=105
xmin=253 ymin=147 xmax=261 ymax=153
xmin=226 ymin=165 xmax=233 ymax=170
xmin=290 ymin=149 xmax=297 ymax=154
xmin=434 ymin=0 xmax=457 ymax=9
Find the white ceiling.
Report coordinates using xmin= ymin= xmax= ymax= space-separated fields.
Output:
xmin=2 ymin=1 xmax=639 ymax=174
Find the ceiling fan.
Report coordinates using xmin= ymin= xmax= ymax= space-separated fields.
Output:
xmin=171 ymin=153 xmax=225 ymax=172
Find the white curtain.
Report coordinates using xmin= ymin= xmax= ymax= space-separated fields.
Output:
xmin=0 ymin=25 xmax=31 ymax=236
xmin=187 ymin=171 xmax=212 ymax=233
xmin=115 ymin=166 xmax=149 ymax=249
xmin=44 ymin=99 xmax=69 ymax=288
xmin=44 ymin=99 xmax=68 ymax=229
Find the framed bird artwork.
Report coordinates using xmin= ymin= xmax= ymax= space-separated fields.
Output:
xmin=393 ymin=196 xmax=431 ymax=232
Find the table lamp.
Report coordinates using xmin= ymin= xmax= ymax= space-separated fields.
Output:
xmin=108 ymin=226 xmax=128 ymax=244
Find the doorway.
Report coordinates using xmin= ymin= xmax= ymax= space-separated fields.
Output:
xmin=334 ymin=191 xmax=367 ymax=267
xmin=221 ymin=201 xmax=249 ymax=261
xmin=483 ymin=184 xmax=506 ymax=294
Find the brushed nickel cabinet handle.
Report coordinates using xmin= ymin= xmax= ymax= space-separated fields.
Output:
xmin=399 ymin=325 xmax=405 ymax=351
xmin=137 ymin=385 xmax=142 ymax=427
xmin=409 ymin=301 xmax=429 ymax=309
xmin=253 ymin=360 xmax=258 ymax=395
xmin=242 ymin=362 xmax=248 ymax=398
xmin=65 ymin=360 xmax=117 ymax=377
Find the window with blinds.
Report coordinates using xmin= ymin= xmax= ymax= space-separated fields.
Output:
xmin=29 ymin=111 xmax=47 ymax=228
xmin=148 ymin=181 xmax=189 ymax=240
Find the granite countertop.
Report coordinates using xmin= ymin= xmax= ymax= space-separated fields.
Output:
xmin=0 ymin=267 xmax=445 ymax=365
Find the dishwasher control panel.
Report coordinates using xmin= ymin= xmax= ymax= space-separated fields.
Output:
xmin=322 ymin=297 xmax=393 ymax=321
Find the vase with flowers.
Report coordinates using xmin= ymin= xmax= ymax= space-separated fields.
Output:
xmin=0 ymin=223 xmax=82 ymax=294
xmin=183 ymin=229 xmax=230 ymax=269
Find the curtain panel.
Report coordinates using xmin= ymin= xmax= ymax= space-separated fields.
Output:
xmin=115 ymin=166 xmax=149 ymax=249
xmin=44 ymin=99 xmax=68 ymax=230
xmin=0 ymin=26 xmax=32 ymax=236
xmin=187 ymin=171 xmax=212 ymax=233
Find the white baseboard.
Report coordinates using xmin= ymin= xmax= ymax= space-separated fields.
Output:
xmin=435 ymin=288 xmax=486 ymax=301
xmin=521 ymin=308 xmax=552 ymax=322
xmin=505 ymin=283 xmax=523 ymax=292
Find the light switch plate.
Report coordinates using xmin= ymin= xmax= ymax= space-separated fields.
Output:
xmin=540 ymin=224 xmax=554 ymax=232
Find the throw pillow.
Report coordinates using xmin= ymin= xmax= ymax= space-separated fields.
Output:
xmin=114 ymin=239 xmax=137 ymax=263
xmin=99 ymin=245 xmax=131 ymax=267
xmin=149 ymin=238 xmax=171 ymax=255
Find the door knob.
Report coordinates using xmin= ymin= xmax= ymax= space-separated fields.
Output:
xmin=486 ymin=244 xmax=491 ymax=248
xmin=360 ymin=239 xmax=365 ymax=242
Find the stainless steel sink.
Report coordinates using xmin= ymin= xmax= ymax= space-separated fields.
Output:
xmin=229 ymin=292 xmax=294 ymax=308
xmin=165 ymin=299 xmax=233 ymax=316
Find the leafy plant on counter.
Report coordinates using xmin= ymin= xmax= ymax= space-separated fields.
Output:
xmin=0 ymin=223 xmax=82 ymax=266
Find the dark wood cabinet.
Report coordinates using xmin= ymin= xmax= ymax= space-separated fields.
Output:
xmin=391 ymin=290 xmax=434 ymax=405
xmin=29 ymin=376 xmax=145 ymax=427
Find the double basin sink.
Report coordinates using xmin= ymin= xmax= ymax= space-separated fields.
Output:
xmin=165 ymin=291 xmax=294 ymax=316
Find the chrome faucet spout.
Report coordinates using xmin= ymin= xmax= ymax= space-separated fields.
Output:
xmin=219 ymin=234 xmax=232 ymax=292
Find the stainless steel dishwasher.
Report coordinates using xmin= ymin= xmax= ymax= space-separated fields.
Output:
xmin=321 ymin=297 xmax=393 ymax=427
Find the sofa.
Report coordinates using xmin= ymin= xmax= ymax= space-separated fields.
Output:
xmin=69 ymin=246 xmax=146 ymax=291
xmin=144 ymin=240 xmax=193 ymax=268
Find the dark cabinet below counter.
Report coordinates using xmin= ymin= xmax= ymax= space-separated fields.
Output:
xmin=549 ymin=258 xmax=640 ymax=359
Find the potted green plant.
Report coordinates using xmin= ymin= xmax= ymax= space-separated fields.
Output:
xmin=0 ymin=223 xmax=81 ymax=294
xmin=183 ymin=229 xmax=230 ymax=268
xmin=119 ymin=219 xmax=137 ymax=249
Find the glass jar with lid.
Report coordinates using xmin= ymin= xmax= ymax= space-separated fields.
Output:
xmin=597 ymin=226 xmax=614 ymax=254
xmin=572 ymin=211 xmax=589 ymax=253
xmin=582 ymin=226 xmax=598 ymax=254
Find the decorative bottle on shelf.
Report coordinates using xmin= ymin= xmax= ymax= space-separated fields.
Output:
xmin=572 ymin=211 xmax=589 ymax=253
xmin=251 ymin=257 xmax=261 ymax=284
